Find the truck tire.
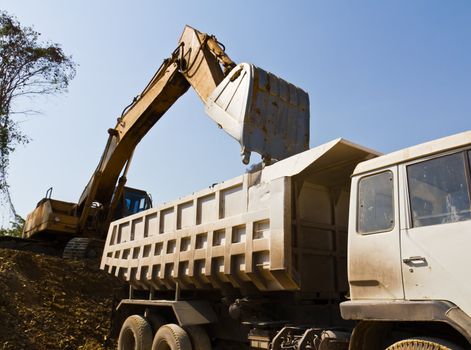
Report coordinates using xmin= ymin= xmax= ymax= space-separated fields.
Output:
xmin=184 ymin=325 xmax=211 ymax=350
xmin=152 ymin=324 xmax=192 ymax=350
xmin=386 ymin=339 xmax=462 ymax=350
xmin=118 ymin=315 xmax=153 ymax=350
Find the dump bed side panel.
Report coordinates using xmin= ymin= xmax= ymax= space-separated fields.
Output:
xmin=101 ymin=174 xmax=298 ymax=292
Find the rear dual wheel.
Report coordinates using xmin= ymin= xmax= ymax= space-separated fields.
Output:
xmin=152 ymin=324 xmax=192 ymax=350
xmin=151 ymin=324 xmax=211 ymax=350
xmin=118 ymin=315 xmax=153 ymax=350
xmin=118 ymin=314 xmax=212 ymax=350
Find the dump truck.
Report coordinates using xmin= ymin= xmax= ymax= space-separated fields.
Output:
xmin=101 ymin=130 xmax=471 ymax=350
xmin=18 ymin=26 xmax=309 ymax=257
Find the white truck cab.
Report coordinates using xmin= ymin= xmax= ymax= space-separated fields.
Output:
xmin=343 ymin=130 xmax=471 ymax=349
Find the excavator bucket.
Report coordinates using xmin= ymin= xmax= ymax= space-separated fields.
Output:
xmin=205 ymin=63 xmax=310 ymax=164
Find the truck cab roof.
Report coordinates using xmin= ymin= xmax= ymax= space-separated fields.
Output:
xmin=353 ymin=130 xmax=471 ymax=176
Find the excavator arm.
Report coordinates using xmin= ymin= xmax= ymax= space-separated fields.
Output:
xmin=76 ymin=26 xmax=237 ymax=234
xmin=77 ymin=59 xmax=188 ymax=230
xmin=78 ymin=27 xmax=234 ymax=209
xmin=23 ymin=25 xmax=310 ymax=241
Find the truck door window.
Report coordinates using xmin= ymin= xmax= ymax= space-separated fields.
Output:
xmin=357 ymin=171 xmax=394 ymax=234
xmin=407 ymin=152 xmax=471 ymax=227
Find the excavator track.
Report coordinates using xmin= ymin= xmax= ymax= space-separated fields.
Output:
xmin=0 ymin=235 xmax=104 ymax=262
xmin=62 ymin=237 xmax=104 ymax=259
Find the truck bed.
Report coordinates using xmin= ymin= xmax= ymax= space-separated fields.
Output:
xmin=101 ymin=139 xmax=378 ymax=296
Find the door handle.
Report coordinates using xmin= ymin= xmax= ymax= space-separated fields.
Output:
xmin=403 ymin=256 xmax=427 ymax=264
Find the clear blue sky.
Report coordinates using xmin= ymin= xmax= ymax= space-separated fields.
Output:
xmin=2 ymin=0 xmax=471 ymax=219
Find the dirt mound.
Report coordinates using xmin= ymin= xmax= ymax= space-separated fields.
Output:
xmin=0 ymin=248 xmax=125 ymax=349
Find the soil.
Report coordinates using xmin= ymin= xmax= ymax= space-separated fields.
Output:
xmin=0 ymin=248 xmax=125 ymax=350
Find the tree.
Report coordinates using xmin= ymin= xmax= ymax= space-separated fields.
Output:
xmin=0 ymin=11 xmax=76 ymax=222
xmin=0 ymin=214 xmax=24 ymax=237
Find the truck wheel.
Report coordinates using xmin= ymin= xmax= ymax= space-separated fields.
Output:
xmin=152 ymin=324 xmax=192 ymax=350
xmin=118 ymin=315 xmax=153 ymax=350
xmin=184 ymin=325 xmax=211 ymax=350
xmin=386 ymin=339 xmax=462 ymax=350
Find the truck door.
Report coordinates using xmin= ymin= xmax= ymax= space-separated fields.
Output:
xmin=348 ymin=167 xmax=404 ymax=300
xmin=400 ymin=150 xmax=471 ymax=316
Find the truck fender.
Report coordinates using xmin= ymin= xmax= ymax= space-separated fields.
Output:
xmin=341 ymin=300 xmax=471 ymax=344
xmin=117 ymin=299 xmax=217 ymax=327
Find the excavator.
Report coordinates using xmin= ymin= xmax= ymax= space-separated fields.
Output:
xmin=19 ymin=26 xmax=310 ymax=257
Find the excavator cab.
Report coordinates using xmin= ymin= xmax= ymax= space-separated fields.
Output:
xmin=113 ymin=187 xmax=152 ymax=220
